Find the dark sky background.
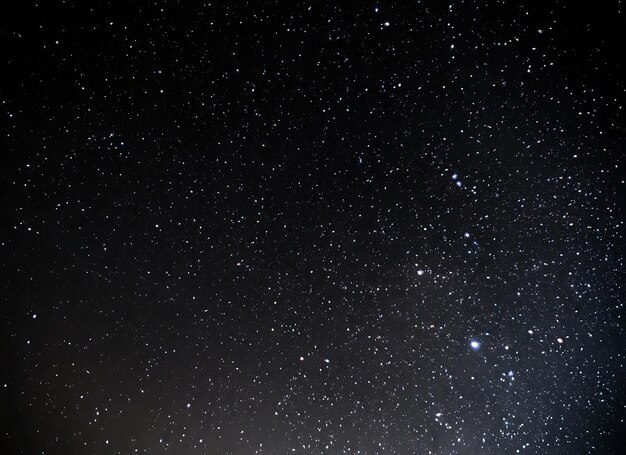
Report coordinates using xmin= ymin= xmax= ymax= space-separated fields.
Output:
xmin=1 ymin=1 xmax=624 ymax=454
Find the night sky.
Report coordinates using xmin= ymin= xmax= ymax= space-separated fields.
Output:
xmin=1 ymin=1 xmax=625 ymax=454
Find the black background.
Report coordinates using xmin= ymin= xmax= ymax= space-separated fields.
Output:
xmin=1 ymin=1 xmax=624 ymax=454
